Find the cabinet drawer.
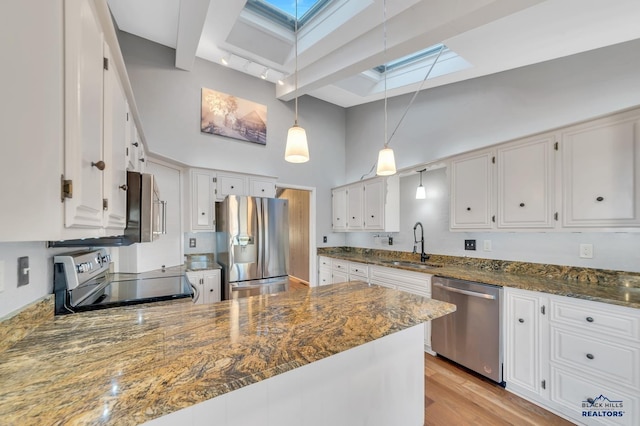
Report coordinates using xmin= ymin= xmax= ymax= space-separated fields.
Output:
xmin=550 ymin=298 xmax=640 ymax=342
xmin=331 ymin=259 xmax=349 ymax=272
xmin=217 ymin=175 xmax=245 ymax=195
xmin=349 ymin=262 xmax=368 ymax=279
xmin=550 ymin=366 xmax=638 ymax=426
xmin=370 ymin=279 xmax=396 ymax=290
xmin=550 ymin=328 xmax=639 ymax=390
xmin=318 ymin=256 xmax=332 ymax=269
xmin=369 ymin=266 xmax=430 ymax=287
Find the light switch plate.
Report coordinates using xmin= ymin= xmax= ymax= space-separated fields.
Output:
xmin=483 ymin=240 xmax=492 ymax=251
xmin=579 ymin=244 xmax=593 ymax=259
xmin=0 ymin=260 xmax=4 ymax=293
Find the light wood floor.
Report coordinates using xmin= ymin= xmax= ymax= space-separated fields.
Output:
xmin=285 ymin=280 xmax=571 ymax=425
xmin=424 ymin=354 xmax=572 ymax=426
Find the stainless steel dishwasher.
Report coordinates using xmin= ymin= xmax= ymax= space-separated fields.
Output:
xmin=431 ymin=276 xmax=504 ymax=384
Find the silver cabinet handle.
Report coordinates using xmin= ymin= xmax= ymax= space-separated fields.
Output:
xmin=433 ymin=282 xmax=496 ymax=300
xmin=161 ymin=201 xmax=168 ymax=234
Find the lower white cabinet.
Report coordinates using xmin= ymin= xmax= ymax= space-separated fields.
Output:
xmin=186 ymin=269 xmax=221 ymax=304
xmin=317 ymin=256 xmax=364 ymax=285
xmin=369 ymin=265 xmax=433 ymax=353
xmin=504 ymin=288 xmax=640 ymax=425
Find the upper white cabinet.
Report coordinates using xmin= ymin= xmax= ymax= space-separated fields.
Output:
xmin=215 ymin=172 xmax=277 ymax=201
xmin=497 ymin=134 xmax=556 ymax=229
xmin=185 ymin=169 xmax=216 ymax=232
xmin=561 ymin=110 xmax=640 ymax=228
xmin=63 ymin=0 xmax=107 ymax=229
xmin=331 ymin=187 xmax=347 ymax=231
xmin=331 ymin=175 xmax=399 ymax=232
xmin=450 ymin=150 xmax=494 ymax=229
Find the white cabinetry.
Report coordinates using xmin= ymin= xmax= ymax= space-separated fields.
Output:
xmin=561 ymin=110 xmax=640 ymax=228
xmin=504 ymin=289 xmax=640 ymax=426
xmin=250 ymin=178 xmax=276 ymax=198
xmin=369 ymin=265 xmax=433 ymax=353
xmin=450 ymin=150 xmax=494 ymax=229
xmin=317 ymin=257 xmax=369 ymax=286
xmin=497 ymin=135 xmax=556 ymax=229
xmin=331 ymin=175 xmax=399 ymax=232
xmin=504 ymin=288 xmax=549 ymax=399
xmin=331 ymin=187 xmax=347 ymax=231
xmin=186 ymin=270 xmax=221 ymax=304
xmin=185 ymin=169 xmax=216 ymax=232
xmin=215 ymin=172 xmax=277 ymax=200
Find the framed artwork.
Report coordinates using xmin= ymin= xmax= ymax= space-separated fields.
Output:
xmin=201 ymin=87 xmax=267 ymax=145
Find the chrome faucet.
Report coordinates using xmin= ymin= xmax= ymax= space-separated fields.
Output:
xmin=413 ymin=222 xmax=429 ymax=262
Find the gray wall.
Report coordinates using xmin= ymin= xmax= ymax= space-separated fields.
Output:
xmin=118 ymin=32 xmax=347 ymax=248
xmin=345 ymin=39 xmax=640 ymax=272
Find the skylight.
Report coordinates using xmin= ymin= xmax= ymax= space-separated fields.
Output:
xmin=245 ymin=0 xmax=332 ymax=30
xmin=374 ymin=44 xmax=449 ymax=73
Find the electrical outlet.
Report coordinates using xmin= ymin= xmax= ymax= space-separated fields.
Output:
xmin=0 ymin=260 xmax=4 ymax=293
xmin=483 ymin=240 xmax=492 ymax=251
xmin=17 ymin=256 xmax=29 ymax=286
xmin=189 ymin=238 xmax=197 ymax=248
xmin=580 ymin=243 xmax=593 ymax=259
xmin=464 ymin=239 xmax=476 ymax=251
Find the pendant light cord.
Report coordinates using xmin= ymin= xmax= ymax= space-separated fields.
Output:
xmin=383 ymin=0 xmax=388 ymax=148
xmin=294 ymin=0 xmax=299 ymax=126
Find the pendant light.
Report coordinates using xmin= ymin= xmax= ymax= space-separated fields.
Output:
xmin=284 ymin=0 xmax=309 ymax=163
xmin=376 ymin=0 xmax=396 ymax=176
xmin=416 ymin=168 xmax=426 ymax=199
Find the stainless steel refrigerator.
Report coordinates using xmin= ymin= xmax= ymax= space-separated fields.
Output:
xmin=216 ymin=196 xmax=289 ymax=299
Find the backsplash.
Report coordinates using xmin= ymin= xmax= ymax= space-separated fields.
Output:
xmin=318 ymin=247 xmax=640 ymax=287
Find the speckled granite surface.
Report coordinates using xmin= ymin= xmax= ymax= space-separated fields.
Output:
xmin=318 ymin=247 xmax=640 ymax=309
xmin=0 ymin=281 xmax=454 ymax=425
xmin=0 ymin=295 xmax=54 ymax=354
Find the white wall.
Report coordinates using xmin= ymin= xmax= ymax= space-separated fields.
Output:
xmin=347 ymin=169 xmax=640 ymax=272
xmin=117 ymin=32 xmax=347 ymax=248
xmin=343 ymin=39 xmax=640 ymax=272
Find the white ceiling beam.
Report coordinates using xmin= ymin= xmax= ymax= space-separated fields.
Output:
xmin=196 ymin=1 xmax=248 ymax=62
xmin=276 ymin=0 xmax=544 ymax=101
xmin=175 ymin=0 xmax=212 ymax=71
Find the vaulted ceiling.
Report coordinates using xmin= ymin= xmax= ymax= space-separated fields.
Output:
xmin=108 ymin=0 xmax=640 ymax=107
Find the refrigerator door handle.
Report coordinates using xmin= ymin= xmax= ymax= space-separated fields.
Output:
xmin=256 ymin=197 xmax=265 ymax=278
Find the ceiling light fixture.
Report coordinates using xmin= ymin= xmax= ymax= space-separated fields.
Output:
xmin=220 ymin=53 xmax=230 ymax=66
xmin=260 ymin=67 xmax=269 ymax=79
xmin=284 ymin=0 xmax=309 ymax=163
xmin=416 ymin=168 xmax=426 ymax=199
xmin=376 ymin=0 xmax=396 ymax=176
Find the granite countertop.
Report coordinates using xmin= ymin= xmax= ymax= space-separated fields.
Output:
xmin=0 ymin=281 xmax=455 ymax=425
xmin=318 ymin=249 xmax=640 ymax=309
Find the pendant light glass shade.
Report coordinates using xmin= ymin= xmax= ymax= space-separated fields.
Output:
xmin=285 ymin=124 xmax=309 ymax=163
xmin=416 ymin=168 xmax=426 ymax=199
xmin=376 ymin=147 xmax=396 ymax=176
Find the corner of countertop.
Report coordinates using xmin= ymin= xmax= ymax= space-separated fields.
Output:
xmin=0 ymin=295 xmax=54 ymax=354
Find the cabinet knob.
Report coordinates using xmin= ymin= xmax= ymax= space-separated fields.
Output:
xmin=518 ymin=318 xmax=524 ymax=323
xmin=596 ymin=196 xmax=604 ymax=202
xmin=371 ymin=215 xmax=374 ymax=218
xmin=466 ymin=207 xmax=471 ymax=211
xmin=586 ymin=316 xmax=594 ymax=323
xmin=352 ymin=216 xmax=356 ymax=219
xmin=132 ymin=142 xmax=139 ymax=147
xmin=586 ymin=353 xmax=594 ymax=360
xmin=519 ymin=202 xmax=525 ymax=207
xmin=119 ymin=184 xmax=128 ymax=191
xmin=231 ymin=185 xmax=234 ymax=189
xmin=139 ymin=158 xmax=145 ymax=163
xmin=91 ymin=161 xmax=106 ymax=171
xmin=210 ymin=289 xmax=213 ymax=292
xmin=201 ymin=212 xmax=205 ymax=216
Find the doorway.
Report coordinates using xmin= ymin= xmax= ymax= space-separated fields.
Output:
xmin=277 ymin=187 xmax=311 ymax=284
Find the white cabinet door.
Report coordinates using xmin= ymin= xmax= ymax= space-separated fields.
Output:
xmin=363 ymin=178 xmax=384 ymax=230
xmin=102 ymin=43 xmax=128 ymax=232
xmin=332 ymin=187 xmax=347 ymax=231
xmin=249 ymin=178 xmax=276 ymax=198
xmin=63 ymin=0 xmax=105 ymax=229
xmin=504 ymin=288 xmax=548 ymax=398
xmin=202 ymin=270 xmax=221 ymax=304
xmin=497 ymin=135 xmax=556 ymax=229
xmin=347 ymin=184 xmax=363 ymax=230
xmin=318 ymin=268 xmax=332 ymax=286
xmin=331 ymin=270 xmax=348 ymax=284
xmin=562 ymin=112 xmax=640 ymax=227
xmin=216 ymin=173 xmax=246 ymax=200
xmin=191 ymin=170 xmax=215 ymax=231
xmin=450 ymin=150 xmax=494 ymax=229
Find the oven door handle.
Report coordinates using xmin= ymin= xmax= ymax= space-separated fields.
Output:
xmin=433 ymin=282 xmax=496 ymax=300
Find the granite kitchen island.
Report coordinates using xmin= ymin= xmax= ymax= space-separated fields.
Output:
xmin=0 ymin=281 xmax=455 ymax=425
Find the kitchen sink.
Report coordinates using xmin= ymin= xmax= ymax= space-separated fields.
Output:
xmin=381 ymin=260 xmax=443 ymax=270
